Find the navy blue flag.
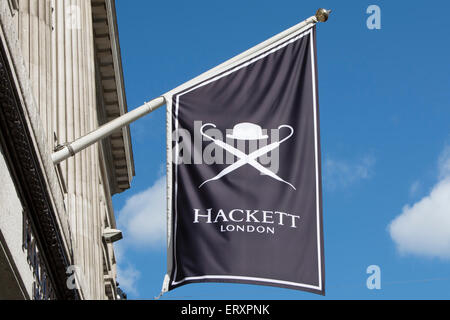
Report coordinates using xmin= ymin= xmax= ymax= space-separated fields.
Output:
xmin=165 ymin=26 xmax=325 ymax=295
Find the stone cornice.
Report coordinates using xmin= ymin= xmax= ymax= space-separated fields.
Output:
xmin=92 ymin=0 xmax=135 ymax=195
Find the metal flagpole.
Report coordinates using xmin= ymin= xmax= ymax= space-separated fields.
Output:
xmin=51 ymin=9 xmax=331 ymax=165
xmin=52 ymin=96 xmax=165 ymax=164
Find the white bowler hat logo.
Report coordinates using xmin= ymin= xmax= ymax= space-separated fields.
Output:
xmin=226 ymin=122 xmax=268 ymax=140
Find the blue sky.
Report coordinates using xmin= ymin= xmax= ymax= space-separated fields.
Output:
xmin=111 ymin=0 xmax=450 ymax=299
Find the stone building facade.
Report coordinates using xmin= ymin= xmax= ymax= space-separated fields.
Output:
xmin=0 ymin=0 xmax=133 ymax=299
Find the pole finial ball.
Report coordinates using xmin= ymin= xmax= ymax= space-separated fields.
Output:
xmin=315 ymin=8 xmax=331 ymax=22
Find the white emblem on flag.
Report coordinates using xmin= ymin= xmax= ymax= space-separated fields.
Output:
xmin=199 ymin=122 xmax=296 ymax=190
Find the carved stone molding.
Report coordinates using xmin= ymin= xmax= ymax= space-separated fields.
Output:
xmin=0 ymin=37 xmax=78 ymax=300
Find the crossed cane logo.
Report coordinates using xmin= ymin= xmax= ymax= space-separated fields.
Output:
xmin=199 ymin=122 xmax=296 ymax=190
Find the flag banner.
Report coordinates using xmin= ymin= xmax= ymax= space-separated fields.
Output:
xmin=166 ymin=26 xmax=324 ymax=295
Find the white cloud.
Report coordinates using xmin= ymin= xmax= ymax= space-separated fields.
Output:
xmin=388 ymin=146 xmax=450 ymax=259
xmin=118 ymin=176 xmax=166 ymax=248
xmin=115 ymin=175 xmax=166 ymax=298
xmin=323 ymin=154 xmax=375 ymax=190
xmin=117 ymin=264 xmax=140 ymax=296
